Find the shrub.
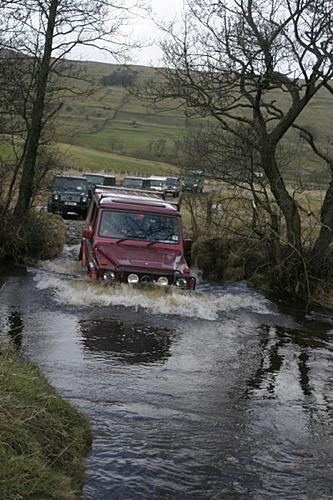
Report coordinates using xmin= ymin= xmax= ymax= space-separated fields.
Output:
xmin=0 ymin=211 xmax=66 ymax=263
xmin=192 ymin=235 xmax=271 ymax=282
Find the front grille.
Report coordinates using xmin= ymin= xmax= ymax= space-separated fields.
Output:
xmin=63 ymin=195 xmax=81 ymax=202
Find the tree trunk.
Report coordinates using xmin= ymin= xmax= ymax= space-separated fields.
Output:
xmin=311 ymin=172 xmax=333 ymax=276
xmin=261 ymin=146 xmax=302 ymax=254
xmin=14 ymin=0 xmax=58 ymax=217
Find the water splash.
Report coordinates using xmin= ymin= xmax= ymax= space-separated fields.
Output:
xmin=33 ymin=272 xmax=273 ymax=321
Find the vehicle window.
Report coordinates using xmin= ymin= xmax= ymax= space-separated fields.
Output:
xmin=123 ymin=178 xmax=143 ymax=188
xmin=85 ymin=175 xmax=104 ymax=185
xmin=167 ymin=178 xmax=177 ymax=186
xmin=150 ymin=180 xmax=163 ymax=187
xmin=103 ymin=177 xmax=115 ymax=186
xmin=99 ymin=210 xmax=179 ymax=244
xmin=52 ymin=178 xmax=87 ymax=192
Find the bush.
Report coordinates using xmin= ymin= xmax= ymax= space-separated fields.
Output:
xmin=0 ymin=211 xmax=66 ymax=263
xmin=192 ymin=235 xmax=270 ymax=282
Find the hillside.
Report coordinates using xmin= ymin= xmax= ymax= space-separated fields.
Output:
xmin=0 ymin=59 xmax=331 ymax=181
xmin=42 ymin=60 xmax=333 ymax=182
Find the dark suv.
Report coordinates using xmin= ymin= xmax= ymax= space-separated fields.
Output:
xmin=47 ymin=175 xmax=89 ymax=218
xmin=122 ymin=176 xmax=151 ymax=190
xmin=83 ymin=173 xmax=116 ymax=198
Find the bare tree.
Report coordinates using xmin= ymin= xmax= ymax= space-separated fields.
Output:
xmin=0 ymin=0 xmax=143 ymax=216
xmin=133 ymin=0 xmax=333 ymax=298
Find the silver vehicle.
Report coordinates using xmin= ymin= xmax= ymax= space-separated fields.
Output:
xmin=149 ymin=176 xmax=168 ymax=197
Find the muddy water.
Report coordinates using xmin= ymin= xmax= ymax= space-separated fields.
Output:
xmin=1 ymin=224 xmax=333 ymax=499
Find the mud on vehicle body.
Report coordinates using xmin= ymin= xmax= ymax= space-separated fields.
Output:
xmin=79 ymin=187 xmax=196 ymax=290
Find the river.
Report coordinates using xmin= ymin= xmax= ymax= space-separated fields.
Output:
xmin=1 ymin=223 xmax=333 ymax=499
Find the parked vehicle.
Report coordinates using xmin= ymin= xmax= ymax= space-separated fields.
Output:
xmin=182 ymin=170 xmax=204 ymax=193
xmin=84 ymin=173 xmax=116 ymax=198
xmin=166 ymin=176 xmax=181 ymax=197
xmin=149 ymin=176 xmax=168 ymax=197
xmin=79 ymin=187 xmax=196 ymax=289
xmin=47 ymin=175 xmax=89 ymax=218
xmin=122 ymin=176 xmax=151 ymax=190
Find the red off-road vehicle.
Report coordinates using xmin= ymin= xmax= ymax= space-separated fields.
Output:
xmin=79 ymin=187 xmax=196 ymax=290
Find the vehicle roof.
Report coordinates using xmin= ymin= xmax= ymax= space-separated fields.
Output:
xmin=123 ymin=176 xmax=146 ymax=180
xmin=53 ymin=175 xmax=86 ymax=181
xmin=84 ymin=172 xmax=115 ymax=178
xmin=149 ymin=176 xmax=167 ymax=180
xmin=167 ymin=176 xmax=178 ymax=180
xmin=95 ymin=192 xmax=179 ymax=215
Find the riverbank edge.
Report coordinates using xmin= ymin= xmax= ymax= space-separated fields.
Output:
xmin=192 ymin=236 xmax=333 ymax=308
xmin=0 ymin=211 xmax=66 ymax=264
xmin=0 ymin=343 xmax=92 ymax=499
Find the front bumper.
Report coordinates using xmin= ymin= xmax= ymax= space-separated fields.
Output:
xmin=88 ymin=265 xmax=196 ymax=290
xmin=48 ymin=201 xmax=88 ymax=216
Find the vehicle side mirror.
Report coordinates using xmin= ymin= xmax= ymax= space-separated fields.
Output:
xmin=83 ymin=227 xmax=93 ymax=240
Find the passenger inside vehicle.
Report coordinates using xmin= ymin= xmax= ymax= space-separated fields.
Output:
xmin=99 ymin=210 xmax=179 ymax=243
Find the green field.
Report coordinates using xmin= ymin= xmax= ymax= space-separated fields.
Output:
xmin=53 ymin=60 xmax=333 ymax=183
xmin=1 ymin=59 xmax=332 ymax=181
xmin=57 ymin=143 xmax=179 ymax=176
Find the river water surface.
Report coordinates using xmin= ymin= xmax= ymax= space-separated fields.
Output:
xmin=1 ymin=228 xmax=333 ymax=499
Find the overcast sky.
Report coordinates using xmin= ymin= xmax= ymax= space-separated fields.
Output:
xmin=71 ymin=0 xmax=184 ymax=67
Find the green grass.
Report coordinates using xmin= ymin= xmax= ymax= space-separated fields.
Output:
xmin=57 ymin=143 xmax=179 ymax=176
xmin=0 ymin=344 xmax=92 ymax=499
xmin=52 ymin=61 xmax=333 ymax=185
xmin=1 ymin=60 xmax=332 ymax=184
xmin=0 ymin=141 xmax=19 ymax=162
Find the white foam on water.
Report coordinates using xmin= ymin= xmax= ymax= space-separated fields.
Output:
xmin=38 ymin=258 xmax=82 ymax=276
xmin=33 ymin=272 xmax=273 ymax=321
xmin=36 ymin=246 xmax=82 ymax=276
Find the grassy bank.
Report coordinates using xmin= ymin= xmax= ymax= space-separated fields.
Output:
xmin=57 ymin=143 xmax=179 ymax=177
xmin=0 ymin=344 xmax=92 ymax=499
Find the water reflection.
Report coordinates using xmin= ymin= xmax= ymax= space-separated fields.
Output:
xmin=246 ymin=323 xmax=333 ymax=398
xmin=80 ymin=317 xmax=175 ymax=364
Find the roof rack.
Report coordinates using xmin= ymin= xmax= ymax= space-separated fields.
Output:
xmin=94 ymin=185 xmax=165 ymax=200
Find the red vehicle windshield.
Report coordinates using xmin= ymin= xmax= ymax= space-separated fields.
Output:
xmin=99 ymin=210 xmax=180 ymax=244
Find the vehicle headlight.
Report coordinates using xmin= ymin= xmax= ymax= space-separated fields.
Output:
xmin=128 ymin=273 xmax=139 ymax=284
xmin=103 ymin=272 xmax=115 ymax=281
xmin=81 ymin=196 xmax=88 ymax=203
xmin=53 ymin=194 xmax=60 ymax=200
xmin=176 ymin=277 xmax=187 ymax=288
xmin=157 ymin=276 xmax=169 ymax=286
